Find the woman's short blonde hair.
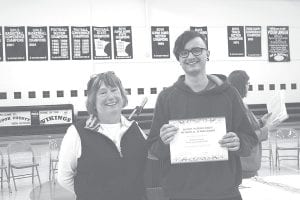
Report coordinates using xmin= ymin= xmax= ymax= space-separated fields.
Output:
xmin=86 ymin=71 xmax=128 ymax=116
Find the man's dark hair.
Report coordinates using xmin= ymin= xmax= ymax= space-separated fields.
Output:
xmin=173 ymin=30 xmax=207 ymax=61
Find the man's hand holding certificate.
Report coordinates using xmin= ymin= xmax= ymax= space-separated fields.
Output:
xmin=169 ymin=117 xmax=228 ymax=164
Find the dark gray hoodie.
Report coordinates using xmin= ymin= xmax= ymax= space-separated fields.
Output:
xmin=148 ymin=74 xmax=257 ymax=200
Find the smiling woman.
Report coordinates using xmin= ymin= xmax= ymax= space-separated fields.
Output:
xmin=86 ymin=71 xmax=128 ymax=124
xmin=57 ymin=71 xmax=148 ymax=200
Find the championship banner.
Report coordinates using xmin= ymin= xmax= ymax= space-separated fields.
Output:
xmin=92 ymin=26 xmax=112 ymax=60
xmin=0 ymin=111 xmax=31 ymax=127
xmin=0 ymin=27 xmax=3 ymax=61
xmin=151 ymin=26 xmax=170 ymax=59
xmin=71 ymin=26 xmax=91 ymax=60
xmin=245 ymin=26 xmax=261 ymax=57
xmin=49 ymin=26 xmax=70 ymax=60
xmin=227 ymin=26 xmax=245 ymax=57
xmin=4 ymin=26 xmax=26 ymax=61
xmin=267 ymin=26 xmax=290 ymax=62
xmin=27 ymin=26 xmax=48 ymax=61
xmin=113 ymin=26 xmax=133 ymax=59
xmin=190 ymin=26 xmax=208 ymax=48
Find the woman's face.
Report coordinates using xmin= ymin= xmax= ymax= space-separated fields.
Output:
xmin=95 ymin=82 xmax=123 ymax=119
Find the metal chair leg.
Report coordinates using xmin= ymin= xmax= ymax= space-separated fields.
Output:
xmin=277 ymin=151 xmax=281 ymax=170
xmin=4 ymin=168 xmax=11 ymax=193
xmin=297 ymin=149 xmax=300 ymax=170
xmin=271 ymin=151 xmax=274 ymax=170
xmin=275 ymin=149 xmax=279 ymax=170
xmin=32 ymin=166 xmax=34 ymax=185
xmin=269 ymin=150 xmax=272 ymax=169
xmin=1 ymin=168 xmax=3 ymax=189
xmin=51 ymin=162 xmax=54 ymax=183
xmin=35 ymin=166 xmax=41 ymax=186
xmin=7 ymin=165 xmax=11 ymax=193
xmin=53 ymin=162 xmax=58 ymax=184
xmin=10 ymin=167 xmax=17 ymax=191
xmin=49 ymin=160 xmax=52 ymax=181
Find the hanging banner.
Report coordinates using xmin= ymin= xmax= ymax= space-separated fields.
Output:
xmin=49 ymin=26 xmax=70 ymax=60
xmin=0 ymin=111 xmax=31 ymax=127
xmin=245 ymin=26 xmax=261 ymax=57
xmin=71 ymin=26 xmax=91 ymax=60
xmin=151 ymin=26 xmax=170 ymax=59
xmin=190 ymin=26 xmax=208 ymax=48
xmin=267 ymin=26 xmax=290 ymax=62
xmin=92 ymin=26 xmax=112 ymax=60
xmin=4 ymin=26 xmax=26 ymax=61
xmin=0 ymin=26 xmax=3 ymax=61
xmin=227 ymin=26 xmax=245 ymax=57
xmin=113 ymin=26 xmax=133 ymax=59
xmin=27 ymin=26 xmax=48 ymax=61
xmin=39 ymin=109 xmax=73 ymax=125
xmin=0 ymin=105 xmax=74 ymax=128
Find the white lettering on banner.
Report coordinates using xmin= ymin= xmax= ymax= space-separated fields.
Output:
xmin=0 ymin=111 xmax=32 ymax=127
xmin=39 ymin=109 xmax=73 ymax=125
xmin=40 ymin=115 xmax=71 ymax=124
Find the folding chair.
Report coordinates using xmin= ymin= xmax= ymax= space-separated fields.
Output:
xmin=0 ymin=150 xmax=11 ymax=192
xmin=275 ymin=128 xmax=300 ymax=170
xmin=261 ymin=139 xmax=274 ymax=170
xmin=49 ymin=138 xmax=61 ymax=183
xmin=7 ymin=141 xmax=41 ymax=191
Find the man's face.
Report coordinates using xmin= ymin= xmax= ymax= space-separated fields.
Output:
xmin=179 ymin=37 xmax=209 ymax=76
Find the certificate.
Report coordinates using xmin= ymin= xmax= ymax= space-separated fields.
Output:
xmin=169 ymin=117 xmax=228 ymax=164
xmin=267 ymin=91 xmax=288 ymax=124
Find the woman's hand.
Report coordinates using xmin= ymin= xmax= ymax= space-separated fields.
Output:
xmin=260 ymin=112 xmax=282 ymax=132
xmin=261 ymin=112 xmax=272 ymax=125
xmin=219 ymin=132 xmax=240 ymax=151
xmin=160 ymin=124 xmax=178 ymax=144
xmin=265 ymin=118 xmax=281 ymax=132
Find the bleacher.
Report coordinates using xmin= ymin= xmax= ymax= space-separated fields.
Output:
xmin=249 ymin=102 xmax=300 ymax=129
xmin=76 ymin=102 xmax=300 ymax=131
xmin=1 ymin=102 xmax=299 ymax=138
xmin=76 ymin=108 xmax=155 ymax=130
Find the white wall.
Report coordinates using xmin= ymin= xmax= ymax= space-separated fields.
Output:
xmin=0 ymin=0 xmax=299 ymax=113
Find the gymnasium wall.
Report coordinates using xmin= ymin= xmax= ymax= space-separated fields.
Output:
xmin=0 ymin=0 xmax=299 ymax=113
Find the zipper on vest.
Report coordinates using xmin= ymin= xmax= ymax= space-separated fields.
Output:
xmin=98 ymin=133 xmax=123 ymax=157
xmin=99 ymin=122 xmax=137 ymax=157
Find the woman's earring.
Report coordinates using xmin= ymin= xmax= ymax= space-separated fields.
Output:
xmin=206 ymin=57 xmax=209 ymax=61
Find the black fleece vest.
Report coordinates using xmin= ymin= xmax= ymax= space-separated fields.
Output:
xmin=74 ymin=120 xmax=147 ymax=200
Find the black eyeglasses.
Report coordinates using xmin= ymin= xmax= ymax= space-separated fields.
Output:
xmin=179 ymin=47 xmax=207 ymax=58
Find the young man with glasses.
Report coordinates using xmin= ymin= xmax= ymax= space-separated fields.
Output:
xmin=147 ymin=30 xmax=258 ymax=200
